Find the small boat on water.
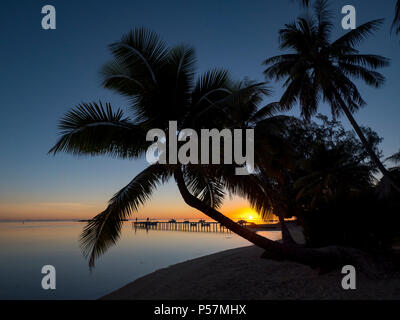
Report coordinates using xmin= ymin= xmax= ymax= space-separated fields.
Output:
xmin=169 ymin=219 xmax=176 ymax=223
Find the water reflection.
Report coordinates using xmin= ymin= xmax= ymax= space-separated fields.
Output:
xmin=0 ymin=221 xmax=281 ymax=299
xmin=133 ymin=220 xmax=232 ymax=233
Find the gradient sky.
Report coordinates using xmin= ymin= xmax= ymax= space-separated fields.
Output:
xmin=0 ymin=0 xmax=399 ymax=220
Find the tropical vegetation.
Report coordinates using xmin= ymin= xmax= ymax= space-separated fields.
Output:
xmin=50 ymin=0 xmax=400 ymax=273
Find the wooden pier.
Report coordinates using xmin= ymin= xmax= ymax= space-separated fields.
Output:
xmin=132 ymin=221 xmax=231 ymax=233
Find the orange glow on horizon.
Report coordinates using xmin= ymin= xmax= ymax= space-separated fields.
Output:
xmin=236 ymin=207 xmax=261 ymax=222
xmin=0 ymin=195 xmax=263 ymax=222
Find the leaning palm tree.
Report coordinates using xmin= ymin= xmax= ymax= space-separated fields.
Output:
xmin=264 ymin=0 xmax=400 ymax=193
xmin=50 ymin=28 xmax=380 ymax=273
xmin=50 ymin=28 xmax=291 ymax=267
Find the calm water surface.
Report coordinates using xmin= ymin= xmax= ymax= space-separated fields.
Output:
xmin=0 ymin=221 xmax=281 ymax=299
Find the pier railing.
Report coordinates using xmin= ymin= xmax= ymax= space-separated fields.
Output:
xmin=132 ymin=221 xmax=231 ymax=233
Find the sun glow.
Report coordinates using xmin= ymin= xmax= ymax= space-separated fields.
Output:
xmin=240 ymin=208 xmax=259 ymax=222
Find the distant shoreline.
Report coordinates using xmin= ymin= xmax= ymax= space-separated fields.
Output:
xmin=0 ymin=218 xmax=283 ymax=226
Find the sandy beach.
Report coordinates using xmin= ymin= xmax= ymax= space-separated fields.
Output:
xmin=102 ymin=244 xmax=400 ymax=300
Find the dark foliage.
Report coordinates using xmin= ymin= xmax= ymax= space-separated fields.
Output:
xmin=302 ymin=192 xmax=400 ymax=251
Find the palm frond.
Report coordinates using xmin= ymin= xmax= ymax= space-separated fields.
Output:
xmin=332 ymin=19 xmax=384 ymax=48
xmin=161 ymin=45 xmax=197 ymax=119
xmin=108 ymin=27 xmax=169 ymax=86
xmin=208 ymin=165 xmax=274 ymax=219
xmin=209 ymin=81 xmax=270 ymax=126
xmin=338 ymin=54 xmax=390 ymax=69
xmin=192 ymin=69 xmax=232 ymax=107
xmin=392 ymin=0 xmax=400 ymax=34
xmin=187 ymin=69 xmax=233 ymax=126
xmin=167 ymin=45 xmax=196 ymax=95
xmin=80 ymin=164 xmax=173 ymax=268
xmin=184 ymin=166 xmax=225 ymax=209
xmin=338 ymin=63 xmax=385 ymax=88
xmin=49 ymin=102 xmax=148 ymax=158
xmin=101 ymin=58 xmax=146 ymax=97
xmin=249 ymin=102 xmax=283 ymax=123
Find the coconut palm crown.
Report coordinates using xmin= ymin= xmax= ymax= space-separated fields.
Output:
xmin=263 ymin=0 xmax=400 ymax=192
xmin=49 ymin=28 xmax=286 ymax=267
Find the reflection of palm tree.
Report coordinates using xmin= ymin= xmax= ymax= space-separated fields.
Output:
xmin=264 ymin=0 xmax=400 ymax=193
xmin=50 ymin=28 xmax=284 ymax=267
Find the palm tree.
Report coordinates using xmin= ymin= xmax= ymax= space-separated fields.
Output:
xmin=50 ymin=28 xmax=291 ymax=267
xmin=264 ymin=0 xmax=400 ymax=193
xmin=297 ymin=0 xmax=400 ymax=36
xmin=50 ymin=28 xmax=380 ymax=273
xmin=219 ymin=86 xmax=298 ymax=243
xmin=295 ymin=143 xmax=374 ymax=207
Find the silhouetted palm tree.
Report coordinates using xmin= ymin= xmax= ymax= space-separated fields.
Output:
xmin=219 ymin=89 xmax=298 ymax=243
xmin=50 ymin=28 xmax=382 ymax=273
xmin=50 ymin=28 xmax=288 ymax=267
xmin=295 ymin=143 xmax=374 ymax=207
xmin=297 ymin=0 xmax=400 ymax=36
xmin=264 ymin=0 xmax=400 ymax=193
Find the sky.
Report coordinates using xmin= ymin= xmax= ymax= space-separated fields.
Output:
xmin=0 ymin=0 xmax=399 ymax=220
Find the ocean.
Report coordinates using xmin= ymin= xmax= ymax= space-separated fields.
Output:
xmin=0 ymin=221 xmax=281 ymax=299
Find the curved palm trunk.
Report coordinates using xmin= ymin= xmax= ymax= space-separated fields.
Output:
xmin=173 ymin=168 xmax=284 ymax=256
xmin=173 ymin=168 xmax=377 ymax=275
xmin=340 ymin=104 xmax=400 ymax=194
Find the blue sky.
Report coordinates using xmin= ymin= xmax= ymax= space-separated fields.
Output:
xmin=0 ymin=0 xmax=399 ymax=219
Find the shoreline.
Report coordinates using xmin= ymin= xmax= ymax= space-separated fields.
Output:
xmin=102 ymin=235 xmax=400 ymax=300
